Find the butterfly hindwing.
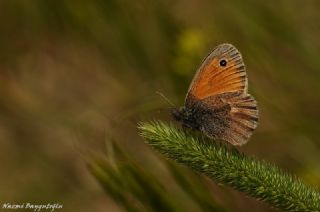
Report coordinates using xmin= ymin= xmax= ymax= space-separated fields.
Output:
xmin=223 ymin=93 xmax=259 ymax=145
xmin=198 ymin=92 xmax=258 ymax=146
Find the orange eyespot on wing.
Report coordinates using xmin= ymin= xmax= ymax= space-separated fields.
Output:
xmin=187 ymin=43 xmax=247 ymax=100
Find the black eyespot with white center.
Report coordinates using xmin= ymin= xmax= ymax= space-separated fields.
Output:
xmin=219 ymin=59 xmax=227 ymax=67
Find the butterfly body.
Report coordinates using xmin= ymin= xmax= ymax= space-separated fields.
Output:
xmin=172 ymin=94 xmax=231 ymax=131
xmin=172 ymin=44 xmax=259 ymax=146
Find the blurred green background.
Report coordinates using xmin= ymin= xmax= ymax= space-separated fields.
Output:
xmin=1 ymin=0 xmax=320 ymax=211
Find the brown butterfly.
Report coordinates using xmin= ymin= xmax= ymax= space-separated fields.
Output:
xmin=172 ymin=43 xmax=259 ymax=146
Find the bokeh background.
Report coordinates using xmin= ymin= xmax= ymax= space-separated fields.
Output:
xmin=1 ymin=0 xmax=320 ymax=211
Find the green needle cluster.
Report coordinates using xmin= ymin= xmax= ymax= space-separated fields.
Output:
xmin=139 ymin=121 xmax=320 ymax=211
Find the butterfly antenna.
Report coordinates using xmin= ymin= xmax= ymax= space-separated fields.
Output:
xmin=156 ymin=91 xmax=175 ymax=107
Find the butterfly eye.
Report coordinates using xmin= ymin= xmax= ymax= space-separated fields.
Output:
xmin=219 ymin=59 xmax=227 ymax=67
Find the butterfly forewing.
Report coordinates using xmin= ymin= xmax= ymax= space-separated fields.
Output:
xmin=186 ymin=44 xmax=247 ymax=101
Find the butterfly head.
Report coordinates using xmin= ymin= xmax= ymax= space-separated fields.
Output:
xmin=171 ymin=107 xmax=199 ymax=130
xmin=171 ymin=107 xmax=185 ymax=122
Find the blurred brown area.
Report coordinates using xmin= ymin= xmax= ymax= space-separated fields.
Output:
xmin=0 ymin=0 xmax=320 ymax=211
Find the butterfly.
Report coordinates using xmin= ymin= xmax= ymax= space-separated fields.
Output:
xmin=172 ymin=43 xmax=259 ymax=146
